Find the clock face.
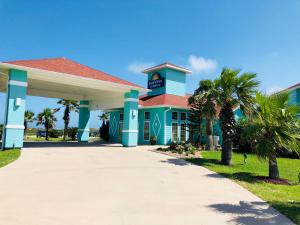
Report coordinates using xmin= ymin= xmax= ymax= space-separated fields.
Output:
xmin=151 ymin=73 xmax=161 ymax=80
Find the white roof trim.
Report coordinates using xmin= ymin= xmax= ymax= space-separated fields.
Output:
xmin=0 ymin=62 xmax=149 ymax=93
xmin=142 ymin=63 xmax=192 ymax=74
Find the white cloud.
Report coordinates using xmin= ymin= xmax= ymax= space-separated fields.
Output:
xmin=265 ymin=85 xmax=283 ymax=95
xmin=128 ymin=61 xmax=155 ymax=74
xmin=186 ymin=55 xmax=217 ymax=74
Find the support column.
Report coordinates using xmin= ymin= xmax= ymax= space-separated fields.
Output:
xmin=122 ymin=90 xmax=139 ymax=147
xmin=2 ymin=69 xmax=28 ymax=149
xmin=78 ymin=100 xmax=90 ymax=142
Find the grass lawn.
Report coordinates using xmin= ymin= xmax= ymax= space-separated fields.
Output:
xmin=0 ymin=149 xmax=21 ymax=168
xmin=26 ymin=136 xmax=65 ymax=142
xmin=186 ymin=151 xmax=300 ymax=225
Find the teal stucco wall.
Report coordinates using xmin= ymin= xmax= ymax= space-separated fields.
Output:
xmin=147 ymin=68 xmax=186 ymax=97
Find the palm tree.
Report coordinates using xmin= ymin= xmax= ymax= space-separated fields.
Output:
xmin=244 ymin=92 xmax=300 ymax=179
xmin=36 ymin=108 xmax=57 ymax=140
xmin=214 ymin=68 xmax=259 ymax=165
xmin=55 ymin=99 xmax=78 ymax=140
xmin=191 ymin=80 xmax=217 ymax=150
xmin=24 ymin=110 xmax=35 ymax=138
xmin=99 ymin=112 xmax=109 ymax=125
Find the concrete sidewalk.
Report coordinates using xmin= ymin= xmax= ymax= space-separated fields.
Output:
xmin=0 ymin=145 xmax=295 ymax=225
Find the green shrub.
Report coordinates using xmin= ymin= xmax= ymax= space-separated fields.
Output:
xmin=176 ymin=145 xmax=185 ymax=154
xmin=48 ymin=129 xmax=62 ymax=138
xmin=150 ymin=136 xmax=157 ymax=145
xmin=187 ymin=143 xmax=196 ymax=155
xmin=67 ymin=127 xmax=78 ymax=140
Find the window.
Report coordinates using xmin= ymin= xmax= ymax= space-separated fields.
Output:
xmin=180 ymin=123 xmax=187 ymax=142
xmin=172 ymin=122 xmax=178 ymax=141
xmin=120 ymin=113 xmax=124 ymax=121
xmin=118 ymin=122 xmax=123 ymax=140
xmin=172 ymin=112 xmax=178 ymax=120
xmin=144 ymin=121 xmax=150 ymax=141
xmin=144 ymin=112 xmax=150 ymax=120
xmin=180 ymin=113 xmax=186 ymax=121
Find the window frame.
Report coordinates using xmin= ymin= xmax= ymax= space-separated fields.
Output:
xmin=172 ymin=111 xmax=178 ymax=121
xmin=144 ymin=111 xmax=150 ymax=120
xmin=143 ymin=121 xmax=150 ymax=141
xmin=172 ymin=122 xmax=178 ymax=142
xmin=180 ymin=123 xmax=187 ymax=142
xmin=180 ymin=112 xmax=187 ymax=121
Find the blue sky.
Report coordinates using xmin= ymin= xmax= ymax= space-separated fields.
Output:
xmin=0 ymin=0 xmax=300 ymax=128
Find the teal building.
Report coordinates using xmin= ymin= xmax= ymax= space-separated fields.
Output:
xmin=108 ymin=63 xmax=228 ymax=145
xmin=283 ymin=82 xmax=300 ymax=117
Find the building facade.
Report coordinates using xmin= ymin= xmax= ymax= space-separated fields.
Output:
xmin=108 ymin=63 xmax=241 ymax=145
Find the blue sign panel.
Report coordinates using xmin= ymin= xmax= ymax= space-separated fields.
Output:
xmin=148 ymin=72 xmax=165 ymax=89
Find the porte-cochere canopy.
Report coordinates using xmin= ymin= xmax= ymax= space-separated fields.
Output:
xmin=0 ymin=58 xmax=148 ymax=149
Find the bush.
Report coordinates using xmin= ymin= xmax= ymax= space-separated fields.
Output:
xmin=176 ymin=145 xmax=185 ymax=154
xmin=169 ymin=141 xmax=178 ymax=151
xmin=67 ymin=127 xmax=78 ymax=140
xmin=186 ymin=143 xmax=196 ymax=155
xmin=150 ymin=136 xmax=157 ymax=145
xmin=48 ymin=129 xmax=62 ymax=138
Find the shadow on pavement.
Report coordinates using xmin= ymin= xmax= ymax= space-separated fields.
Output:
xmin=208 ymin=201 xmax=294 ymax=225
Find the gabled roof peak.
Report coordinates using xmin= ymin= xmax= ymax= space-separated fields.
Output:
xmin=142 ymin=62 xmax=192 ymax=74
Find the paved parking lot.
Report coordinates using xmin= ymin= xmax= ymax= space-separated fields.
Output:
xmin=0 ymin=145 xmax=294 ymax=225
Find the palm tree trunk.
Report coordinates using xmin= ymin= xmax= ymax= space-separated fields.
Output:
xmin=269 ymin=153 xmax=279 ymax=179
xmin=45 ymin=125 xmax=49 ymax=141
xmin=63 ymin=106 xmax=70 ymax=141
xmin=220 ymin=103 xmax=235 ymax=165
xmin=205 ymin=118 xmax=213 ymax=150
xmin=24 ymin=121 xmax=27 ymax=139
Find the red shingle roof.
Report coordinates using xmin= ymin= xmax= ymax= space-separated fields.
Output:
xmin=139 ymin=94 xmax=191 ymax=108
xmin=283 ymin=82 xmax=300 ymax=92
xmin=4 ymin=57 xmax=142 ymax=88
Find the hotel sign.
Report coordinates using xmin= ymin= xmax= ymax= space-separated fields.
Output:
xmin=148 ymin=72 xmax=165 ymax=89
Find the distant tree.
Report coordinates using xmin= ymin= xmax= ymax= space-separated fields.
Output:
xmin=55 ymin=99 xmax=79 ymax=140
xmin=243 ymin=92 xmax=300 ymax=179
xmin=191 ymin=80 xmax=217 ymax=150
xmin=36 ymin=108 xmax=57 ymax=140
xmin=99 ymin=112 xmax=109 ymax=141
xmin=214 ymin=68 xmax=259 ymax=165
xmin=24 ymin=110 xmax=35 ymax=138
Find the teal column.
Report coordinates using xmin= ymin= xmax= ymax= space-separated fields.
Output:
xmin=78 ymin=100 xmax=90 ymax=142
xmin=2 ymin=69 xmax=28 ymax=149
xmin=122 ymin=90 xmax=139 ymax=147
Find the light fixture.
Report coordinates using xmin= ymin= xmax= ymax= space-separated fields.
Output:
xmin=15 ymin=98 xmax=21 ymax=107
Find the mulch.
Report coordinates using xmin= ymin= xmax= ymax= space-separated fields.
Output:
xmin=256 ymin=176 xmax=291 ymax=185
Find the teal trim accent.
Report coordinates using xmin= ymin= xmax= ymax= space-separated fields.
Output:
xmin=2 ymin=69 xmax=28 ymax=149
xmin=78 ymin=100 xmax=90 ymax=142
xmin=122 ymin=90 xmax=139 ymax=147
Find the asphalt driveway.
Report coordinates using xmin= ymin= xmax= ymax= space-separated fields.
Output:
xmin=0 ymin=145 xmax=295 ymax=225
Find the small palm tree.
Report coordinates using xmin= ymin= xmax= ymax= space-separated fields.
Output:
xmin=215 ymin=68 xmax=259 ymax=165
xmin=24 ymin=110 xmax=35 ymax=138
xmin=191 ymin=80 xmax=217 ymax=150
xmin=55 ymin=99 xmax=78 ymax=140
xmin=245 ymin=92 xmax=300 ymax=179
xmin=99 ymin=112 xmax=109 ymax=125
xmin=36 ymin=108 xmax=57 ymax=140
